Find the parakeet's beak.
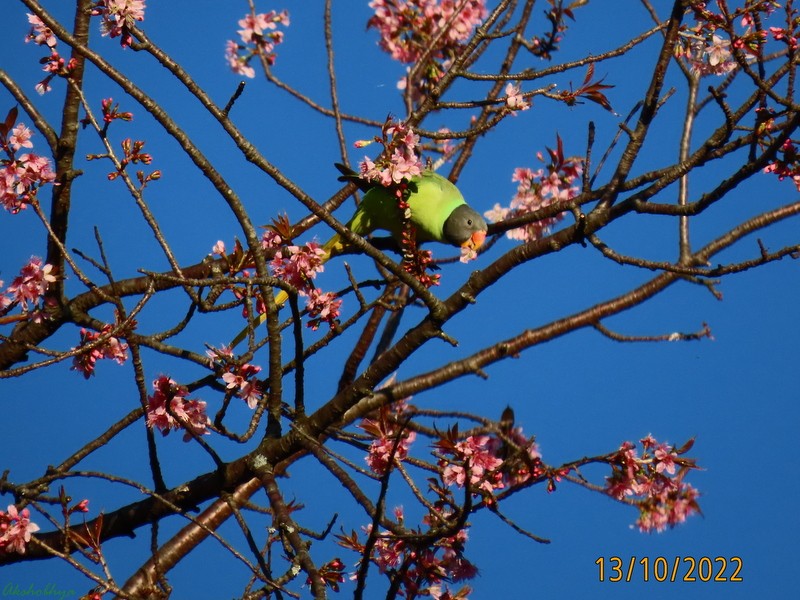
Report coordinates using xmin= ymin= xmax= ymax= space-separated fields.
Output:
xmin=461 ymin=230 xmax=487 ymax=251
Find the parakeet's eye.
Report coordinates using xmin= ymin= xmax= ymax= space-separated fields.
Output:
xmin=467 ymin=219 xmax=473 ymax=226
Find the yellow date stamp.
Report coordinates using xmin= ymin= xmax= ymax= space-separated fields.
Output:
xmin=595 ymin=556 xmax=743 ymax=582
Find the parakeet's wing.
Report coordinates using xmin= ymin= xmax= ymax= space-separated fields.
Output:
xmin=406 ymin=171 xmax=468 ymax=243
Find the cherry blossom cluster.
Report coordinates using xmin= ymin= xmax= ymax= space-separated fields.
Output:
xmin=270 ymin=241 xmax=342 ymax=330
xmin=226 ymin=9 xmax=290 ymax=78
xmin=0 ymin=257 xmax=56 ymax=321
xmin=360 ymin=400 xmax=417 ymax=474
xmin=91 ymin=0 xmax=146 ymax=48
xmin=604 ymin=435 xmax=700 ymax=533
xmin=0 ymin=504 xmax=40 ymax=555
xmin=71 ymin=325 xmax=130 ymax=379
xmin=484 ymin=136 xmax=582 ymax=242
xmin=436 ymin=424 xmax=543 ymax=500
xmin=763 ymin=137 xmax=800 ymax=190
xmin=25 ymin=13 xmax=56 ymax=48
xmin=0 ymin=113 xmax=56 ymax=213
xmin=367 ymin=0 xmax=487 ymax=98
xmin=207 ymin=345 xmax=263 ymax=409
xmin=338 ymin=505 xmax=477 ymax=599
xmin=677 ymin=30 xmax=737 ymax=76
xmin=146 ymin=375 xmax=211 ymax=441
xmin=214 ymin=234 xmax=342 ymax=331
xmin=357 ymin=119 xmax=422 ymax=187
xmin=439 ymin=434 xmax=503 ymax=493
xmin=677 ymin=1 xmax=798 ymax=77
xmin=24 ymin=13 xmax=78 ymax=94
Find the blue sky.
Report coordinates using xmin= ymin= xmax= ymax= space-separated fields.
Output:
xmin=1 ymin=2 xmax=798 ymax=598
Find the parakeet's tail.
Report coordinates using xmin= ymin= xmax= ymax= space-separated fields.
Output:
xmin=334 ymin=162 xmax=373 ymax=192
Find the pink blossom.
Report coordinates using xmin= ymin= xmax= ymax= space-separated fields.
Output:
xmin=93 ymin=0 xmax=146 ymax=48
xmin=5 ymin=257 xmax=56 ymax=311
xmin=705 ymin=34 xmax=732 ymax=66
xmin=206 ymin=344 xmax=234 ymax=367
xmin=636 ymin=483 xmax=700 ymax=533
xmin=9 ymin=124 xmax=34 ymax=151
xmin=0 ymin=151 xmax=56 ymax=214
xmin=459 ymin=245 xmax=478 ymax=263
xmin=225 ymin=40 xmax=256 ymax=79
xmin=270 ymin=242 xmax=327 ymax=292
xmin=71 ymin=325 xmax=129 ymax=378
xmin=221 ymin=363 xmax=263 ymax=409
xmin=305 ymin=288 xmax=342 ymax=331
xmin=368 ymin=0 xmax=486 ymax=64
xmin=486 ymin=141 xmax=582 ymax=242
xmin=654 ymin=444 xmax=678 ymax=474
xmin=358 ymin=120 xmax=422 ymax=186
xmin=504 ymin=82 xmax=530 ymax=113
xmin=679 ymin=32 xmax=737 ymax=76
xmin=441 ymin=435 xmax=504 ymax=490
xmin=762 ymin=138 xmax=800 ymax=191
xmin=25 ymin=14 xmax=57 ymax=48
xmin=237 ymin=11 xmax=290 ymax=46
xmin=604 ymin=437 xmax=700 ymax=532
xmin=229 ymin=10 xmax=289 ymax=71
xmin=146 ymin=375 xmax=211 ymax=441
xmin=366 ymin=430 xmax=417 ymax=474
xmin=0 ymin=505 xmax=40 ymax=555
xmin=770 ymin=26 xmax=799 ymax=50
xmin=261 ymin=228 xmax=283 ymax=249
xmin=360 ymin=399 xmax=415 ymax=474
xmin=368 ymin=0 xmax=486 ymax=98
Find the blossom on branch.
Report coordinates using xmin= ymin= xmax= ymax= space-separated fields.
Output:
xmin=305 ymin=288 xmax=342 ymax=331
xmin=146 ymin=375 xmax=211 ymax=441
xmin=440 ymin=435 xmax=504 ymax=494
xmin=221 ymin=362 xmax=263 ymax=409
xmin=91 ymin=0 xmax=146 ymax=48
xmin=338 ymin=504 xmax=478 ymax=598
xmin=604 ymin=436 xmax=700 ymax=533
xmin=25 ymin=14 xmax=57 ymax=48
xmin=0 ymin=505 xmax=40 ymax=555
xmin=2 ymin=256 xmax=56 ymax=315
xmin=71 ymin=325 xmax=130 ymax=379
xmin=226 ymin=9 xmax=290 ymax=78
xmin=368 ymin=0 xmax=487 ymax=99
xmin=270 ymin=242 xmax=326 ymax=292
xmin=357 ymin=119 xmax=422 ymax=187
xmin=763 ymin=138 xmax=800 ymax=191
xmin=504 ymin=82 xmax=530 ymax=113
xmin=360 ymin=398 xmax=416 ymax=474
xmin=484 ymin=135 xmax=582 ymax=242
xmin=0 ymin=112 xmax=56 ymax=213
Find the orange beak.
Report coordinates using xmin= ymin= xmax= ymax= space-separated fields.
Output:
xmin=461 ymin=229 xmax=487 ymax=251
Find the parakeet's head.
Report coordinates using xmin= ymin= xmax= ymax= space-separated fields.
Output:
xmin=442 ymin=204 xmax=488 ymax=251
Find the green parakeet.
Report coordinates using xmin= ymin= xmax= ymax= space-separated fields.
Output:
xmin=326 ymin=163 xmax=488 ymax=259
xmin=230 ymin=164 xmax=487 ymax=346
